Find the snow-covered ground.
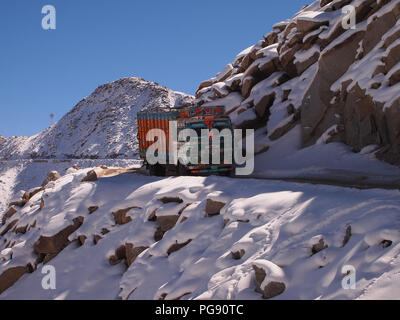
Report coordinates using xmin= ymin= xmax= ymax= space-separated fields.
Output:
xmin=253 ymin=126 xmax=400 ymax=187
xmin=0 ymin=159 xmax=140 ymax=216
xmin=1 ymin=167 xmax=399 ymax=300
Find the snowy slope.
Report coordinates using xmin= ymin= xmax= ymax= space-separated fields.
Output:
xmin=0 ymin=78 xmax=193 ymax=160
xmin=0 ymin=159 xmax=141 ymax=218
xmin=0 ymin=168 xmax=399 ymax=300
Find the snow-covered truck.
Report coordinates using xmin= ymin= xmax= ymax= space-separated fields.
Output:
xmin=137 ymin=106 xmax=235 ymax=176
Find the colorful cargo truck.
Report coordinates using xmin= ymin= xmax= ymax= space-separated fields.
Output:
xmin=137 ymin=106 xmax=235 ymax=176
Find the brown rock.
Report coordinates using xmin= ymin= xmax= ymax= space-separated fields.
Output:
xmin=15 ymin=225 xmax=28 ymax=234
xmin=301 ymin=30 xmax=365 ymax=147
xmin=341 ymin=225 xmax=352 ymax=248
xmin=33 ymin=216 xmax=84 ymax=255
xmin=255 ymin=92 xmax=275 ymax=118
xmin=112 ymin=207 xmax=139 ymax=225
xmin=363 ymin=9 xmax=397 ymax=55
xmin=77 ymin=235 xmax=87 ymax=246
xmin=42 ymin=171 xmax=61 ymax=187
xmin=389 ymin=69 xmax=400 ymax=86
xmin=295 ymin=50 xmax=320 ymax=75
xmin=125 ymin=244 xmax=148 ymax=267
xmin=311 ymin=239 xmax=328 ymax=255
xmin=0 ymin=266 xmax=27 ymax=294
xmin=269 ymin=111 xmax=300 ymax=141
xmin=381 ymin=240 xmax=393 ymax=248
xmin=1 ymin=219 xmax=19 ymax=236
xmin=320 ymin=0 xmax=333 ymax=7
xmin=167 ymin=239 xmax=192 ymax=255
xmin=158 ymin=197 xmax=183 ymax=204
xmin=93 ymin=234 xmax=102 ymax=245
xmin=196 ymin=79 xmax=216 ymax=94
xmin=241 ymin=76 xmax=256 ymax=98
xmin=88 ymin=206 xmax=99 ymax=214
xmin=109 ymin=243 xmax=147 ymax=267
xmin=29 ymin=187 xmax=44 ymax=200
xmin=8 ymin=200 xmax=26 ymax=208
xmin=2 ymin=207 xmax=17 ymax=225
xmin=253 ymin=264 xmax=286 ymax=299
xmin=205 ymin=199 xmax=226 ymax=216
xmin=81 ymin=170 xmax=98 ymax=182
xmin=296 ymin=17 xmax=329 ymax=34
xmin=231 ymin=249 xmax=245 ymax=260
xmin=154 ymin=215 xmax=180 ymax=241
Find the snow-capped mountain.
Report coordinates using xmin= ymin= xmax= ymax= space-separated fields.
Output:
xmin=0 ymin=78 xmax=193 ymax=160
xmin=196 ymin=0 xmax=400 ymax=168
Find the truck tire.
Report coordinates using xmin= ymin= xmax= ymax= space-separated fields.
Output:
xmin=149 ymin=164 xmax=166 ymax=177
xmin=178 ymin=163 xmax=188 ymax=176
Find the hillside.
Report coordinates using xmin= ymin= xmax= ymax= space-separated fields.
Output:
xmin=0 ymin=78 xmax=193 ymax=160
xmin=196 ymin=0 xmax=400 ymax=170
xmin=0 ymin=166 xmax=399 ymax=299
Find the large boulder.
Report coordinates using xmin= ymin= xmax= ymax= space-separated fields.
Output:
xmin=253 ymin=260 xmax=287 ymax=299
xmin=34 ymin=216 xmax=84 ymax=257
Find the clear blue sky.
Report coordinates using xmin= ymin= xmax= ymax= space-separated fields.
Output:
xmin=0 ymin=0 xmax=310 ymax=137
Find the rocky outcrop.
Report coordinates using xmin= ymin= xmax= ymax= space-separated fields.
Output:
xmin=195 ymin=0 xmax=400 ymax=167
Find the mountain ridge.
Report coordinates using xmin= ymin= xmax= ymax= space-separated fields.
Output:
xmin=0 ymin=77 xmax=194 ymax=160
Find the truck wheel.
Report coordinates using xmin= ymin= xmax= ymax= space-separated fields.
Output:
xmin=178 ymin=163 xmax=188 ymax=176
xmin=149 ymin=164 xmax=165 ymax=177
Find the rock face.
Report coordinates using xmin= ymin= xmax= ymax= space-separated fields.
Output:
xmin=0 ymin=78 xmax=194 ymax=160
xmin=195 ymin=0 xmax=400 ymax=167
